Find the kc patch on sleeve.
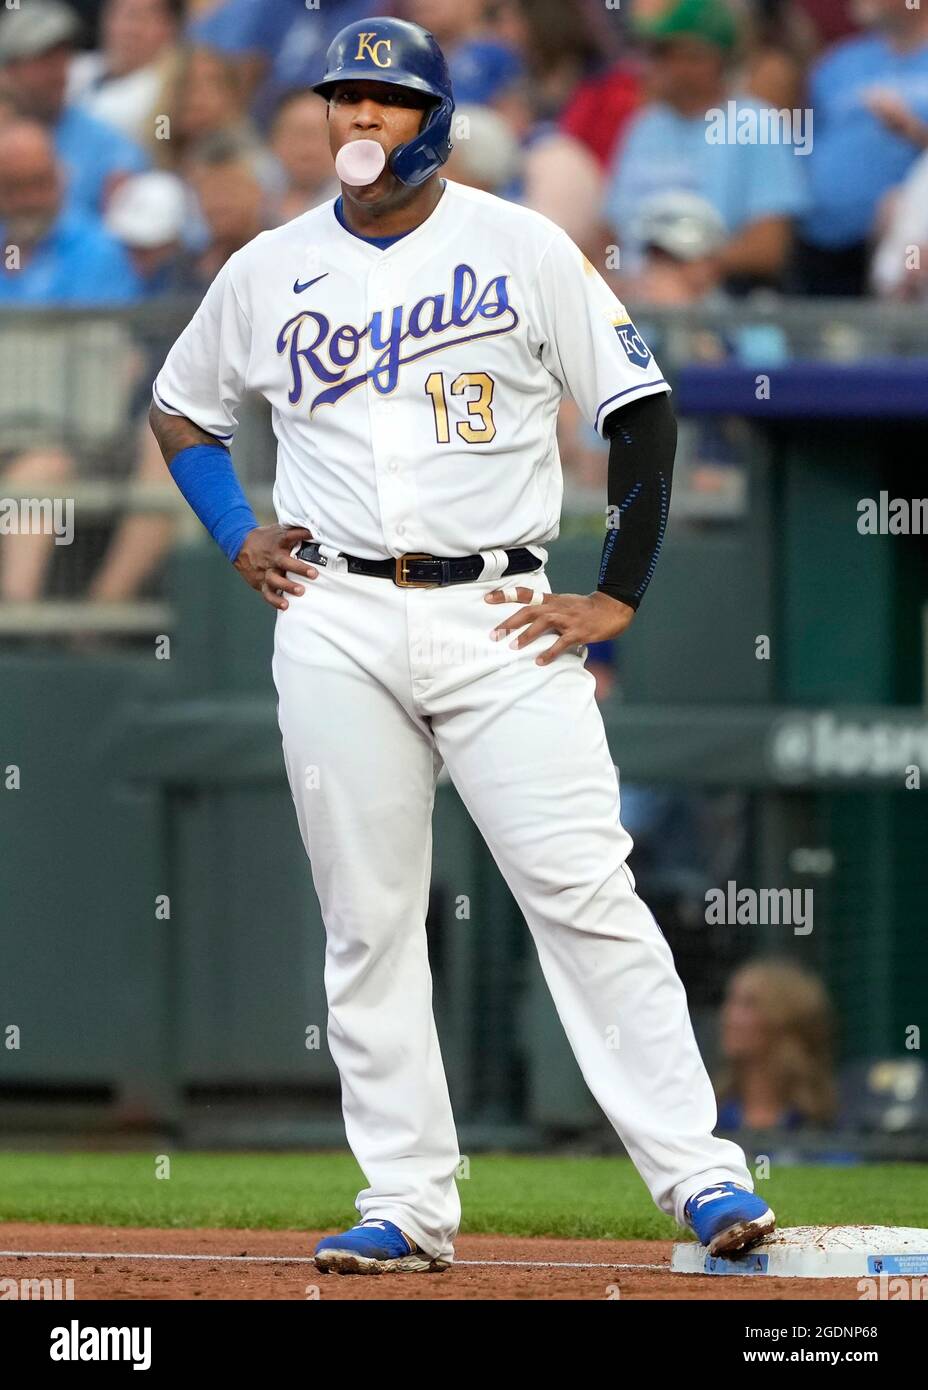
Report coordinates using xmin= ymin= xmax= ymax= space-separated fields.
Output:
xmin=613 ymin=316 xmax=653 ymax=370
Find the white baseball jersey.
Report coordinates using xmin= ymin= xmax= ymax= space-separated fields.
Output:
xmin=153 ymin=179 xmax=671 ymax=559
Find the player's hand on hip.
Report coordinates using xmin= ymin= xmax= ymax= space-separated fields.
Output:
xmin=486 ymin=588 xmax=636 ymax=664
xmin=233 ymin=524 xmax=318 ymax=610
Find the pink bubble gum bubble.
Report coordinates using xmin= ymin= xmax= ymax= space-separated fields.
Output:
xmin=335 ymin=140 xmax=388 ymax=187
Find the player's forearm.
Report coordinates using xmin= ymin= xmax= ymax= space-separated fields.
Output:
xmin=148 ymin=402 xmax=258 ymax=563
xmin=597 ymin=391 xmax=676 ymax=611
xmin=148 ymin=402 xmax=225 ymax=465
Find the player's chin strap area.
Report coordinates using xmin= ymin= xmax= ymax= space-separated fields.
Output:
xmin=295 ymin=541 xmax=548 ymax=589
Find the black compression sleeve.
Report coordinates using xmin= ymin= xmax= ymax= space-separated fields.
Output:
xmin=596 ymin=391 xmax=676 ymax=610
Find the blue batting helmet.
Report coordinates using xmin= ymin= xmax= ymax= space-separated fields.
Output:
xmin=312 ymin=17 xmax=455 ymax=188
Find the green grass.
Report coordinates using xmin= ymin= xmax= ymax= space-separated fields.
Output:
xmin=0 ymin=1152 xmax=924 ymax=1239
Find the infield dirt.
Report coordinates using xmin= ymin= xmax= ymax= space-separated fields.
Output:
xmin=0 ymin=1223 xmax=865 ymax=1299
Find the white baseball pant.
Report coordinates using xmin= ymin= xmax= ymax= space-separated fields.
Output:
xmin=272 ymin=553 xmax=753 ymax=1264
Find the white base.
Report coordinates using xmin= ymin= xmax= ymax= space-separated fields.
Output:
xmin=671 ymin=1225 xmax=928 ymax=1278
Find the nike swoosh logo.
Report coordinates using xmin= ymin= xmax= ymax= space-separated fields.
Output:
xmin=294 ymin=273 xmax=328 ymax=294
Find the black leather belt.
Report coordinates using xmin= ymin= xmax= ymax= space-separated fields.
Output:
xmin=296 ymin=541 xmax=543 ymax=589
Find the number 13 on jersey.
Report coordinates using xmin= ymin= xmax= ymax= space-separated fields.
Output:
xmin=425 ymin=372 xmax=497 ymax=444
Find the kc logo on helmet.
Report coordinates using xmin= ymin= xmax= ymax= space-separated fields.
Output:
xmin=356 ymin=34 xmax=393 ymax=67
xmin=613 ymin=317 xmax=652 ymax=370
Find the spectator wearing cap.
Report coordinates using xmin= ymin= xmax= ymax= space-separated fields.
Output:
xmin=791 ymin=0 xmax=928 ymax=295
xmin=605 ymin=0 xmax=810 ymax=295
xmin=0 ymin=0 xmax=149 ymax=216
xmin=0 ymin=117 xmax=142 ymax=304
xmin=104 ymin=169 xmax=200 ymax=296
xmin=269 ymin=89 xmax=340 ymax=224
xmin=68 ymin=0 xmax=184 ymax=150
xmin=626 ymin=190 xmax=730 ymax=304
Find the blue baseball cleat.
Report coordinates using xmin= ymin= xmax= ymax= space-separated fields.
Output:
xmin=313 ymin=1219 xmax=451 ymax=1275
xmin=684 ymin=1182 xmax=776 ymax=1256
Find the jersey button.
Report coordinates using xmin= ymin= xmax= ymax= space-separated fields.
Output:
xmin=388 ymin=460 xmax=399 ymax=473
xmin=396 ymin=523 xmax=406 ymax=536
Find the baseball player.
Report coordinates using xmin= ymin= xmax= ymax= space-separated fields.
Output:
xmin=150 ymin=17 xmax=775 ymax=1275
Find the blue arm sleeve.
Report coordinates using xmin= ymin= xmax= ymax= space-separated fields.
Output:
xmin=167 ymin=443 xmax=259 ymax=563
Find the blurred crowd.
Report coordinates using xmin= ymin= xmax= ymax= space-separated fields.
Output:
xmin=2 ymin=0 xmax=928 ymax=311
xmin=3 ymin=0 xmax=928 ymax=606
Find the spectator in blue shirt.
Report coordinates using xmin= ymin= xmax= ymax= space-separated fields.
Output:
xmin=0 ymin=118 xmax=142 ymax=305
xmin=604 ymin=0 xmax=810 ymax=296
xmin=791 ymin=0 xmax=928 ymax=296
xmin=0 ymin=0 xmax=148 ymax=216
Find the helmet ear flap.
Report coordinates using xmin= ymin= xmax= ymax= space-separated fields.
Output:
xmin=389 ymin=94 xmax=454 ymax=187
